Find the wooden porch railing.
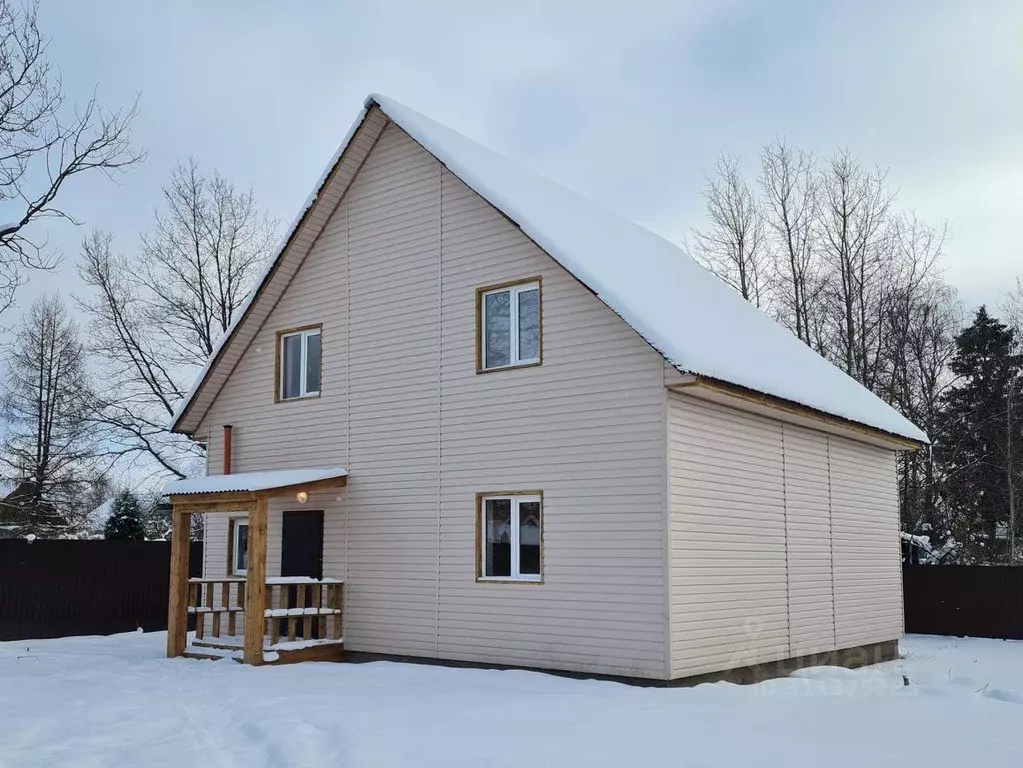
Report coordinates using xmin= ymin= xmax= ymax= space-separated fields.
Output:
xmin=264 ymin=577 xmax=343 ymax=646
xmin=187 ymin=576 xmax=343 ymax=649
xmin=188 ymin=577 xmax=245 ymax=641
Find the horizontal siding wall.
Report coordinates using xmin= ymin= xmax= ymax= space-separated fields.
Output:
xmin=667 ymin=394 xmax=788 ymax=678
xmin=343 ymin=121 xmax=441 ymax=658
xmin=668 ymin=392 xmax=901 ymax=679
xmin=784 ymin=426 xmax=836 ymax=656
xmin=197 ymin=120 xmax=670 ymax=678
xmin=830 ymin=436 xmax=903 ymax=647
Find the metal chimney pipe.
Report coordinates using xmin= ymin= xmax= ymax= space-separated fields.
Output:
xmin=223 ymin=425 xmax=233 ymax=475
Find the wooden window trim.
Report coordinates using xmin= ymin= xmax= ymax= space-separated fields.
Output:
xmin=274 ymin=324 xmax=323 ymax=402
xmin=228 ymin=517 xmax=249 ymax=576
xmin=475 ymin=277 xmax=543 ymax=374
xmin=475 ymin=490 xmax=544 ymax=584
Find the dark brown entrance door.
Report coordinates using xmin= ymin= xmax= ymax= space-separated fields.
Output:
xmin=281 ymin=510 xmax=324 ymax=579
xmin=280 ymin=510 xmax=324 ymax=633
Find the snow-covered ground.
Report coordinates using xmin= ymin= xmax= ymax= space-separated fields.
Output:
xmin=0 ymin=633 xmax=1020 ymax=767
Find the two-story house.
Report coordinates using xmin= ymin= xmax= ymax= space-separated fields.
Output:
xmin=163 ymin=94 xmax=926 ymax=683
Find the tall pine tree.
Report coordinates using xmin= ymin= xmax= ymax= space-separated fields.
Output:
xmin=935 ymin=307 xmax=1023 ymax=563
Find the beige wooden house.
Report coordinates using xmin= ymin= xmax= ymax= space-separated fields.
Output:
xmin=164 ymin=94 xmax=926 ymax=681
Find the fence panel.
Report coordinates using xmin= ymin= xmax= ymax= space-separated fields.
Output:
xmin=0 ymin=540 xmax=202 ymax=641
xmin=903 ymin=565 xmax=1023 ymax=640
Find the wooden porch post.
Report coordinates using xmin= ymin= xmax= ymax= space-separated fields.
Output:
xmin=243 ymin=495 xmax=268 ymax=665
xmin=166 ymin=506 xmax=191 ymax=658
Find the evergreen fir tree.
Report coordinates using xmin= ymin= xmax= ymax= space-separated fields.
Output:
xmin=934 ymin=306 xmax=1023 ymax=562
xmin=104 ymin=490 xmax=147 ymax=541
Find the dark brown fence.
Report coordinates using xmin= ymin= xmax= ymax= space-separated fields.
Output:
xmin=903 ymin=565 xmax=1023 ymax=640
xmin=0 ymin=540 xmax=202 ymax=641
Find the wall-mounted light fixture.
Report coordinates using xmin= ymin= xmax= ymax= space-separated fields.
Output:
xmin=296 ymin=490 xmax=309 ymax=504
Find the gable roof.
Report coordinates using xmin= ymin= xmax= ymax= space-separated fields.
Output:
xmin=171 ymin=94 xmax=927 ymax=445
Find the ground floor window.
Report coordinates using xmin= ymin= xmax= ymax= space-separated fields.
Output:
xmin=229 ymin=518 xmax=249 ymax=576
xmin=478 ymin=493 xmax=542 ymax=582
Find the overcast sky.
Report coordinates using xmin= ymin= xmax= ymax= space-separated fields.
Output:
xmin=13 ymin=0 xmax=1023 ymax=320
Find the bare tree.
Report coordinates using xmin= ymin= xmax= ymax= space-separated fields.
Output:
xmin=0 ymin=294 xmax=96 ymax=535
xmin=0 ymin=1 xmax=141 ymax=314
xmin=78 ymin=161 xmax=277 ymax=480
xmin=139 ymin=159 xmax=277 ymax=366
xmin=759 ymin=140 xmax=823 ymax=347
xmin=78 ymin=230 xmax=195 ymax=479
xmin=1002 ymin=274 xmax=1023 ymax=335
xmin=817 ymin=150 xmax=897 ymax=389
xmin=689 ymin=154 xmax=770 ymax=308
xmin=891 ymin=280 xmax=960 ymax=534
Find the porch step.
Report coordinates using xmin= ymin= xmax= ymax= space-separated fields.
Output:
xmin=191 ymin=638 xmax=244 ymax=651
xmin=188 ymin=636 xmax=345 ymax=665
xmin=183 ymin=644 xmax=242 ymax=661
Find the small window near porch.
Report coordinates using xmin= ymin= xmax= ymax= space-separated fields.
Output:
xmin=477 ymin=279 xmax=541 ymax=372
xmin=478 ymin=493 xmax=542 ymax=582
xmin=230 ymin=519 xmax=249 ymax=576
xmin=278 ymin=326 xmax=321 ymax=400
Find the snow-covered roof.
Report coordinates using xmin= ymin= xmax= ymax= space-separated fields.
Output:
xmin=163 ymin=468 xmax=348 ymax=497
xmin=171 ymin=94 xmax=926 ymax=445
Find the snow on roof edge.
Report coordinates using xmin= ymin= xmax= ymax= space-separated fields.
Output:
xmin=366 ymin=94 xmax=927 ymax=445
xmin=163 ymin=467 xmax=348 ymax=497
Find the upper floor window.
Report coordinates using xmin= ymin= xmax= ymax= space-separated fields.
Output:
xmin=477 ymin=279 xmax=541 ymax=372
xmin=278 ymin=326 xmax=321 ymax=400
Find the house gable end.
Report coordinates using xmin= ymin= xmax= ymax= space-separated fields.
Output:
xmin=194 ymin=119 xmax=671 ymax=679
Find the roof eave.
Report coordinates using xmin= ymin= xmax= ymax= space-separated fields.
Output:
xmin=671 ymin=372 xmax=928 ymax=450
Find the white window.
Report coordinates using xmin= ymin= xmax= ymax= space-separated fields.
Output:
xmin=279 ymin=327 xmax=321 ymax=400
xmin=479 ymin=494 xmax=542 ymax=582
xmin=480 ymin=281 xmax=540 ymax=370
xmin=230 ymin=519 xmax=249 ymax=576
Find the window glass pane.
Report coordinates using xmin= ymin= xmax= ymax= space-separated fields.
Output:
xmin=282 ymin=335 xmax=302 ymax=398
xmin=484 ymin=499 xmax=511 ymax=577
xmin=518 ymin=501 xmax=541 ymax=576
xmin=484 ymin=291 xmax=511 ymax=368
xmin=517 ymin=288 xmax=539 ymax=362
xmin=305 ymin=332 xmax=321 ymax=393
xmin=235 ymin=523 xmax=248 ymax=573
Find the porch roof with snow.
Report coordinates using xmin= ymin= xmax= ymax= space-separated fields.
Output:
xmin=163 ymin=467 xmax=348 ymax=502
xmin=168 ymin=94 xmax=927 ymax=446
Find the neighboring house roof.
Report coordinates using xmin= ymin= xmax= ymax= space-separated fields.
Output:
xmin=0 ymin=481 xmax=64 ymax=538
xmin=164 ymin=468 xmax=348 ymax=497
xmin=170 ymin=94 xmax=927 ymax=445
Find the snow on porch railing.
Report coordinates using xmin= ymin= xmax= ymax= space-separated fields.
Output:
xmin=264 ymin=578 xmax=343 ymax=646
xmin=186 ymin=577 xmax=343 ymax=648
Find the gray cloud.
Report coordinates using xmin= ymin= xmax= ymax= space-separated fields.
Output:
xmin=11 ymin=0 xmax=1021 ymax=321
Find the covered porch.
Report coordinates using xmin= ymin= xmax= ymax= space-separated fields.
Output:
xmin=164 ymin=467 xmax=349 ymax=666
